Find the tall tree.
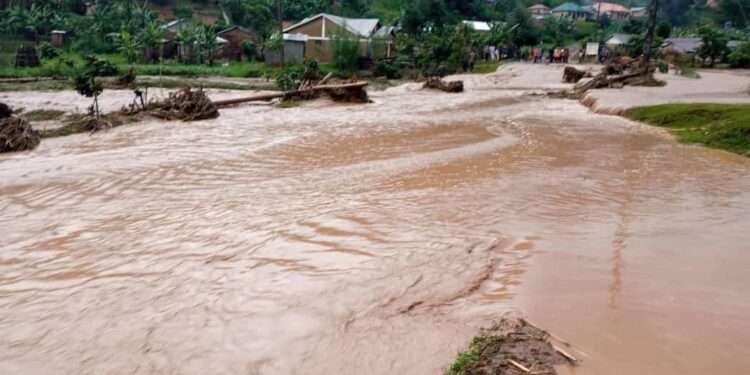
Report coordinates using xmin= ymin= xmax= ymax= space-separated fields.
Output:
xmin=642 ymin=0 xmax=659 ymax=70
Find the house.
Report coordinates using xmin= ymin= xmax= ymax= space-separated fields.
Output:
xmin=630 ymin=7 xmax=648 ymax=17
xmin=528 ymin=4 xmax=551 ymax=19
xmin=265 ymin=33 xmax=307 ymax=66
xmin=551 ymin=3 xmax=590 ymax=20
xmin=661 ymin=38 xmax=702 ymax=54
xmin=163 ymin=19 xmax=189 ymax=40
xmin=283 ymin=13 xmax=387 ymax=63
xmin=51 ymin=30 xmax=68 ymax=47
xmin=605 ymin=33 xmax=632 ymax=47
xmin=588 ymin=2 xmax=631 ymax=21
xmin=218 ymin=26 xmax=261 ymax=61
xmin=462 ymin=21 xmax=492 ymax=34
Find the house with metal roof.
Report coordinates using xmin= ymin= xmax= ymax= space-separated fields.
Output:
xmin=462 ymin=20 xmax=493 ymax=33
xmin=283 ymin=13 xmax=390 ymax=62
xmin=528 ymin=4 xmax=552 ymax=19
xmin=605 ymin=33 xmax=633 ymax=46
xmin=551 ymin=3 xmax=591 ymax=20
xmin=588 ymin=2 xmax=631 ymax=21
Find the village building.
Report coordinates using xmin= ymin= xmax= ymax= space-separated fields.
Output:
xmin=51 ymin=30 xmax=68 ymax=47
xmin=551 ymin=3 xmax=591 ymax=20
xmin=605 ymin=33 xmax=632 ymax=48
xmin=588 ymin=2 xmax=631 ymax=21
xmin=629 ymin=7 xmax=648 ymax=17
xmin=527 ymin=4 xmax=552 ymax=19
xmin=217 ymin=26 xmax=261 ymax=61
xmin=265 ymin=33 xmax=308 ymax=66
xmin=282 ymin=13 xmax=393 ymax=63
xmin=462 ymin=21 xmax=492 ymax=34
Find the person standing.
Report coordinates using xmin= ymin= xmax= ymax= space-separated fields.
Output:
xmin=468 ymin=50 xmax=476 ymax=72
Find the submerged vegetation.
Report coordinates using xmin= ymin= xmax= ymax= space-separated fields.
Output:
xmin=627 ymin=103 xmax=750 ymax=156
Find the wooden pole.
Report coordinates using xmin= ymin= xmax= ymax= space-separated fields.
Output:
xmin=277 ymin=0 xmax=284 ymax=69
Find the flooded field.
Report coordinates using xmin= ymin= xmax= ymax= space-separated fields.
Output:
xmin=1 ymin=64 xmax=749 ymax=374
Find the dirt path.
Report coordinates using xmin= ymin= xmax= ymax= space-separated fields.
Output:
xmin=0 ymin=64 xmax=749 ymax=375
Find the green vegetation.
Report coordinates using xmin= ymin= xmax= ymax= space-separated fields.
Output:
xmin=21 ymin=109 xmax=66 ymax=122
xmin=472 ymin=60 xmax=503 ymax=74
xmin=627 ymin=104 xmax=750 ymax=155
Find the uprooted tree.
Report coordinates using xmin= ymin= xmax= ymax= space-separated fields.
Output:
xmin=1 ymin=104 xmax=41 ymax=154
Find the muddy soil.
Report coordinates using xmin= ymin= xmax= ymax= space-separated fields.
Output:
xmin=0 ymin=64 xmax=749 ymax=375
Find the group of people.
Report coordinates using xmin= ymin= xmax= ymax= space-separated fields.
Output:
xmin=528 ymin=47 xmax=572 ymax=64
xmin=482 ymin=46 xmax=521 ymax=62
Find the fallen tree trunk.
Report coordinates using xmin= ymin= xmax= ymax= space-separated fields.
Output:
xmin=213 ymin=82 xmax=369 ymax=108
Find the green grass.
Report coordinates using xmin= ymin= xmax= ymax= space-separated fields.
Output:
xmin=627 ymin=103 xmax=750 ymax=156
xmin=275 ymin=100 xmax=301 ymax=108
xmin=22 ymin=109 xmax=66 ymax=122
xmin=471 ymin=61 xmax=503 ymax=74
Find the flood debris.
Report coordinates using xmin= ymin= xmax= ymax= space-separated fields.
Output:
xmin=1 ymin=115 xmax=41 ymax=153
xmin=423 ymin=77 xmax=465 ymax=93
xmin=446 ymin=315 xmax=577 ymax=375
xmin=570 ymin=57 xmax=664 ymax=98
xmin=0 ymin=103 xmax=12 ymax=119
xmin=212 ymin=82 xmax=371 ymax=108
xmin=132 ymin=87 xmax=219 ymax=121
xmin=563 ymin=66 xmax=588 ymax=83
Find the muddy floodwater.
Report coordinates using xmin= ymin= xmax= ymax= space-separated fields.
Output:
xmin=1 ymin=65 xmax=749 ymax=374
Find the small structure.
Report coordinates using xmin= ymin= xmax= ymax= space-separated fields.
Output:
xmin=552 ymin=3 xmax=590 ymax=20
xmin=51 ymin=30 xmax=68 ymax=47
xmin=163 ymin=19 xmax=188 ymax=40
xmin=528 ymin=4 xmax=551 ymax=19
xmin=588 ymin=2 xmax=631 ymax=21
xmin=15 ymin=45 xmax=40 ymax=68
xmin=265 ymin=34 xmax=307 ymax=66
xmin=282 ymin=13 xmax=383 ymax=63
xmin=605 ymin=33 xmax=632 ymax=47
xmin=661 ymin=38 xmax=702 ymax=54
xmin=630 ymin=7 xmax=648 ymax=17
xmin=218 ymin=26 xmax=261 ymax=61
xmin=462 ymin=20 xmax=492 ymax=34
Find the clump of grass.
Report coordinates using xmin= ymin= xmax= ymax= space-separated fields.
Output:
xmin=22 ymin=109 xmax=66 ymax=122
xmin=275 ymin=100 xmax=300 ymax=108
xmin=39 ymin=113 xmax=138 ymax=138
xmin=447 ymin=349 xmax=480 ymax=375
xmin=627 ymin=103 xmax=750 ymax=156
xmin=471 ymin=61 xmax=504 ymax=75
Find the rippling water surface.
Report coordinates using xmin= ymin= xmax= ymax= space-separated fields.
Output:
xmin=1 ymin=65 xmax=749 ymax=374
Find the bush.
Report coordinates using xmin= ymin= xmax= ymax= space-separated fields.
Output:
xmin=330 ymin=32 xmax=360 ymax=73
xmin=274 ymin=59 xmax=320 ymax=91
xmin=38 ymin=42 xmax=60 ymax=61
xmin=373 ymin=61 xmax=401 ymax=79
xmin=729 ymin=42 xmax=750 ymax=68
xmin=658 ymin=60 xmax=669 ymax=73
xmin=241 ymin=40 xmax=256 ymax=62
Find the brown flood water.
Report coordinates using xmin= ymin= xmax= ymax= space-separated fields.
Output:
xmin=1 ymin=65 xmax=749 ymax=374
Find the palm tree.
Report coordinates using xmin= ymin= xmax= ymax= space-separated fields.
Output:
xmin=198 ymin=25 xmax=218 ymax=66
xmin=139 ymin=19 xmax=167 ymax=63
xmin=175 ymin=23 xmax=200 ymax=63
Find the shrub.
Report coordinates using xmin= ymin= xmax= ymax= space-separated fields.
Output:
xmin=330 ymin=32 xmax=360 ymax=74
xmin=729 ymin=42 xmax=750 ymax=68
xmin=241 ymin=40 xmax=256 ymax=62
xmin=658 ymin=60 xmax=669 ymax=73
xmin=38 ymin=42 xmax=60 ymax=60
xmin=373 ymin=61 xmax=401 ymax=79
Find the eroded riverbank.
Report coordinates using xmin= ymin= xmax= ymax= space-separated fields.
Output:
xmin=1 ymin=64 xmax=749 ymax=374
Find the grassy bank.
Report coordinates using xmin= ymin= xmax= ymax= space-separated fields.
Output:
xmin=627 ymin=103 xmax=750 ymax=156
